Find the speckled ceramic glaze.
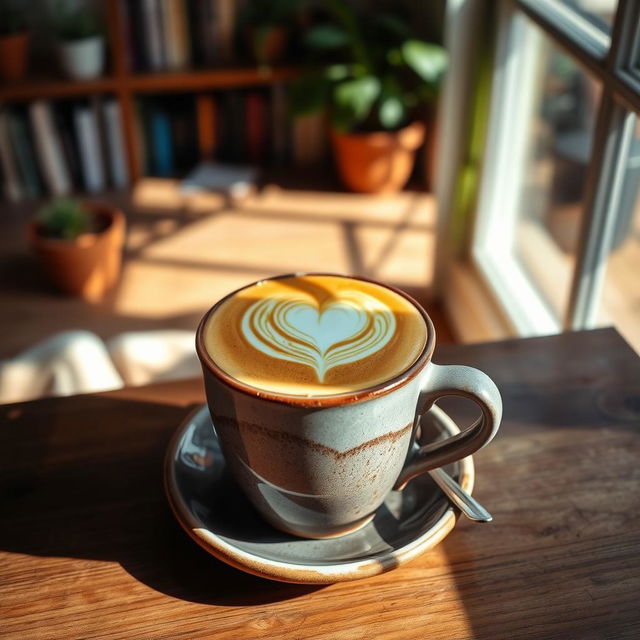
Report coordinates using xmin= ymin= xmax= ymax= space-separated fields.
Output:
xmin=196 ymin=274 xmax=502 ymax=539
xmin=164 ymin=405 xmax=474 ymax=584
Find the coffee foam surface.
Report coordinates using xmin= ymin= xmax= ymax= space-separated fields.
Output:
xmin=203 ymin=275 xmax=428 ymax=396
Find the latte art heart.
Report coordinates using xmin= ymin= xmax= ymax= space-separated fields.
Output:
xmin=204 ymin=275 xmax=427 ymax=396
xmin=241 ymin=291 xmax=396 ymax=382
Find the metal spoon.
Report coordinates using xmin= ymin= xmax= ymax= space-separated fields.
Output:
xmin=429 ymin=466 xmax=493 ymax=522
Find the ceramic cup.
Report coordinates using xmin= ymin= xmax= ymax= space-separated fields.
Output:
xmin=196 ymin=274 xmax=502 ymax=539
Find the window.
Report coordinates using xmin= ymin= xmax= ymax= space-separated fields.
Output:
xmin=597 ymin=114 xmax=640 ymax=344
xmin=439 ymin=0 xmax=640 ymax=350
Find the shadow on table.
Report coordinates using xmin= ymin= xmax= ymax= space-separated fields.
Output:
xmin=433 ymin=350 xmax=640 ymax=639
xmin=0 ymin=394 xmax=323 ymax=605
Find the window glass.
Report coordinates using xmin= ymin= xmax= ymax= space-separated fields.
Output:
xmin=512 ymin=24 xmax=600 ymax=318
xmin=598 ymin=115 xmax=640 ymax=352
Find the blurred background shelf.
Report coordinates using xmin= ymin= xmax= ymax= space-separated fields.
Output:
xmin=126 ymin=67 xmax=298 ymax=92
xmin=0 ymin=0 xmax=312 ymax=187
xmin=0 ymin=77 xmax=118 ymax=101
xmin=0 ymin=68 xmax=298 ymax=101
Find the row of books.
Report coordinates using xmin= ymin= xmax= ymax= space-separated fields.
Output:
xmin=122 ymin=0 xmax=242 ymax=72
xmin=0 ymin=100 xmax=128 ymax=203
xmin=0 ymin=87 xmax=327 ymax=202
xmin=137 ymin=86 xmax=327 ymax=176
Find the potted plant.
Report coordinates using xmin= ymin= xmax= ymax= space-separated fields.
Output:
xmin=29 ymin=198 xmax=125 ymax=302
xmin=237 ymin=0 xmax=299 ymax=67
xmin=0 ymin=0 xmax=29 ymax=82
xmin=291 ymin=1 xmax=447 ymax=193
xmin=54 ymin=1 xmax=104 ymax=80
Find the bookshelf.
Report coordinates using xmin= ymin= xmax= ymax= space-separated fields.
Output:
xmin=0 ymin=0 xmax=300 ymax=193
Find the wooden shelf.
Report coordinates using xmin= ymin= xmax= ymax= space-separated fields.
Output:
xmin=127 ymin=67 xmax=298 ymax=93
xmin=0 ymin=67 xmax=297 ymax=102
xmin=0 ymin=77 xmax=118 ymax=101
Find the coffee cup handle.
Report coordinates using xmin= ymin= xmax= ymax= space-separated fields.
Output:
xmin=394 ymin=363 xmax=502 ymax=490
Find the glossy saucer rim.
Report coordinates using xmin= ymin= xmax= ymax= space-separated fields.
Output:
xmin=164 ymin=405 xmax=474 ymax=584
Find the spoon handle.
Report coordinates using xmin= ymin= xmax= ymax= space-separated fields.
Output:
xmin=429 ymin=467 xmax=493 ymax=523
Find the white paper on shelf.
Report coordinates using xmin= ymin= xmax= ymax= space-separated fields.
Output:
xmin=180 ymin=161 xmax=257 ymax=198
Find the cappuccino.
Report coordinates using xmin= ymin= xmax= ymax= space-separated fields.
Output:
xmin=203 ymin=274 xmax=427 ymax=396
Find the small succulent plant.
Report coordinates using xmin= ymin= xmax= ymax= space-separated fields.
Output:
xmin=37 ymin=198 xmax=93 ymax=240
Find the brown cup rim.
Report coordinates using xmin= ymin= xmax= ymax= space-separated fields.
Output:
xmin=195 ymin=273 xmax=436 ymax=408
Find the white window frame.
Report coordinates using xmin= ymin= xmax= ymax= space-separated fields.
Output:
xmin=437 ymin=0 xmax=640 ymax=341
xmin=471 ymin=6 xmax=558 ymax=335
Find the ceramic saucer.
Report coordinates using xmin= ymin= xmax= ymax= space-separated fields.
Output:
xmin=164 ymin=405 xmax=474 ymax=584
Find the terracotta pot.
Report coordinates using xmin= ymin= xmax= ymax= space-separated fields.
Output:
xmin=0 ymin=32 xmax=29 ymax=82
xmin=29 ymin=204 xmax=125 ymax=302
xmin=331 ymin=121 xmax=426 ymax=194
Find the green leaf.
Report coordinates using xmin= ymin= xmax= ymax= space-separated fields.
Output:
xmin=331 ymin=76 xmax=380 ymax=131
xmin=304 ymin=24 xmax=350 ymax=49
xmin=379 ymin=95 xmax=405 ymax=129
xmin=324 ymin=64 xmax=352 ymax=82
xmin=402 ymin=40 xmax=447 ymax=85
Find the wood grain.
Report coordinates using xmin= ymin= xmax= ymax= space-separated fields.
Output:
xmin=0 ymin=186 xmax=442 ymax=361
xmin=1 ymin=328 xmax=640 ymax=639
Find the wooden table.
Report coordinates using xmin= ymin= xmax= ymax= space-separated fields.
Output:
xmin=2 ymin=328 xmax=639 ymax=639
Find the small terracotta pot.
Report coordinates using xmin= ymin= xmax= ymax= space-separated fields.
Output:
xmin=29 ymin=204 xmax=125 ymax=302
xmin=0 ymin=32 xmax=29 ymax=82
xmin=331 ymin=121 xmax=426 ymax=194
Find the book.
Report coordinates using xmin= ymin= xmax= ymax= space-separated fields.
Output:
xmin=7 ymin=108 xmax=42 ymax=199
xmin=134 ymin=101 xmax=150 ymax=176
xmin=185 ymin=0 xmax=204 ymax=67
xmin=196 ymin=93 xmax=217 ymax=161
xmin=104 ymin=99 xmax=129 ymax=188
xmin=270 ymin=83 xmax=290 ymax=167
xmin=91 ymin=96 xmax=113 ymax=187
xmin=245 ymin=91 xmax=267 ymax=165
xmin=149 ymin=106 xmax=174 ymax=176
xmin=162 ymin=0 xmax=191 ymax=70
xmin=141 ymin=0 xmax=166 ymax=71
xmin=197 ymin=0 xmax=218 ymax=67
xmin=120 ymin=0 xmax=141 ymax=71
xmin=73 ymin=104 xmax=106 ymax=193
xmin=214 ymin=0 xmax=236 ymax=64
xmin=219 ymin=91 xmax=245 ymax=162
xmin=29 ymin=101 xmax=72 ymax=196
xmin=170 ymin=97 xmax=198 ymax=172
xmin=0 ymin=110 xmax=23 ymax=202
xmin=54 ymin=102 xmax=83 ymax=190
